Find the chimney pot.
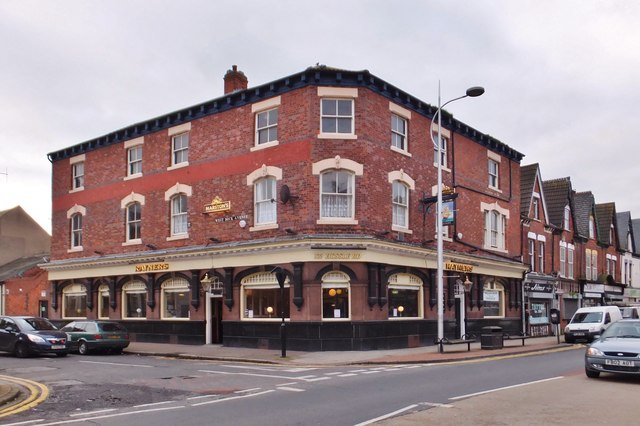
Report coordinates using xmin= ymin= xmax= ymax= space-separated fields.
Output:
xmin=224 ymin=65 xmax=248 ymax=94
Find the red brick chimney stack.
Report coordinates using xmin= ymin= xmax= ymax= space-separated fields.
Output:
xmin=223 ymin=65 xmax=248 ymax=94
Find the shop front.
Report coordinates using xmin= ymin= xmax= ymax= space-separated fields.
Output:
xmin=523 ymin=276 xmax=557 ymax=336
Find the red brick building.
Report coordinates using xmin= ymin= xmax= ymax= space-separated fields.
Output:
xmin=43 ymin=66 xmax=526 ymax=349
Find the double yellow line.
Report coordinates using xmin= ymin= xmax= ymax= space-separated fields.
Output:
xmin=0 ymin=375 xmax=49 ymax=418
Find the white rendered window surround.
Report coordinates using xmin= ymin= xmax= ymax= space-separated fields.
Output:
xmin=430 ymin=124 xmax=451 ymax=172
xmin=69 ymin=154 xmax=85 ymax=192
xmin=483 ymin=281 xmax=505 ymax=318
xmin=313 ymin=157 xmax=363 ymax=225
xmin=387 ymin=273 xmax=423 ymax=319
xmin=568 ymin=244 xmax=575 ymax=279
xmin=66 ymin=205 xmax=86 ymax=252
xmin=121 ymin=193 xmax=145 ymax=246
xmin=389 ymin=102 xmax=411 ymax=157
xmin=317 ymin=87 xmax=358 ymax=139
xmin=161 ymin=278 xmax=190 ymax=320
xmin=122 ymin=281 xmax=147 ymax=319
xmin=167 ymin=123 xmax=191 ymax=170
xmin=564 ymin=205 xmax=571 ymax=230
xmin=98 ymin=284 xmax=110 ymax=319
xmin=62 ymin=284 xmax=87 ymax=320
xmin=481 ymin=201 xmax=509 ymax=252
xmin=124 ymin=137 xmax=144 ymax=180
xmin=388 ymin=170 xmax=415 ymax=233
xmin=251 ymin=96 xmax=281 ymax=151
xmin=246 ymin=165 xmax=283 ymax=231
xmin=165 ymin=183 xmax=192 ymax=240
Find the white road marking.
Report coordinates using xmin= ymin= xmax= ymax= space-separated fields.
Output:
xmin=306 ymin=377 xmax=330 ymax=382
xmin=69 ymin=409 xmax=117 ymax=417
xmin=191 ymin=390 xmax=275 ymax=406
xmin=78 ymin=360 xmax=153 ymax=368
xmin=277 ymin=382 xmax=299 ymax=386
xmin=133 ymin=400 xmax=175 ymax=408
xmin=348 ymin=369 xmax=368 ymax=373
xmin=337 ymin=373 xmax=357 ymax=377
xmin=277 ymin=386 xmax=305 ymax=392
xmin=186 ymin=394 xmax=218 ymax=400
xmin=221 ymin=364 xmax=316 ymax=373
xmin=0 ymin=420 xmax=45 ymax=426
xmin=354 ymin=404 xmax=418 ymax=426
xmin=324 ymin=372 xmax=342 ymax=376
xmin=361 ymin=370 xmax=382 ymax=374
xmin=235 ymin=387 xmax=261 ymax=393
xmin=450 ymin=376 xmax=565 ymax=400
xmin=199 ymin=369 xmax=329 ymax=382
xmin=20 ymin=406 xmax=184 ymax=425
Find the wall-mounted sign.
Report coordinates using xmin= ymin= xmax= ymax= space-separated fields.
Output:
xmin=214 ymin=214 xmax=248 ymax=223
xmin=442 ymin=200 xmax=456 ymax=225
xmin=314 ymin=252 xmax=363 ymax=260
xmin=135 ymin=263 xmax=169 ymax=273
xmin=445 ymin=262 xmax=473 ymax=273
xmin=204 ymin=196 xmax=231 ymax=214
xmin=524 ymin=282 xmax=555 ymax=293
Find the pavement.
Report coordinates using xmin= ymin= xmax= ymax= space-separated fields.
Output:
xmin=0 ymin=335 xmax=576 ymax=421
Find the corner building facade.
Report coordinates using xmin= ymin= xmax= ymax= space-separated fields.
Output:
xmin=44 ymin=66 xmax=526 ymax=350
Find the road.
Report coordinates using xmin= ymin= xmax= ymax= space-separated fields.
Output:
xmin=1 ymin=346 xmax=638 ymax=425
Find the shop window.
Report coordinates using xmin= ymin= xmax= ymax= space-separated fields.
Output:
xmin=483 ymin=281 xmax=505 ymax=318
xmin=122 ymin=281 xmax=147 ymax=319
xmin=321 ymin=271 xmax=350 ymax=320
xmin=387 ymin=273 xmax=422 ymax=318
xmin=62 ymin=284 xmax=87 ymax=319
xmin=529 ymin=302 xmax=549 ymax=325
xmin=241 ymin=272 xmax=290 ymax=320
xmin=161 ymin=278 xmax=190 ymax=319
xmin=98 ymin=284 xmax=110 ymax=319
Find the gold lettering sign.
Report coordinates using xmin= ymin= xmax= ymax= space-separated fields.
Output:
xmin=205 ymin=196 xmax=231 ymax=214
xmin=135 ymin=263 xmax=170 ymax=273
xmin=445 ymin=262 xmax=473 ymax=273
xmin=313 ymin=252 xmax=362 ymax=260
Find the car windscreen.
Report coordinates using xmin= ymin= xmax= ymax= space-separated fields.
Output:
xmin=17 ymin=317 xmax=58 ymax=331
xmin=570 ymin=312 xmax=603 ymax=324
xmin=603 ymin=322 xmax=640 ymax=338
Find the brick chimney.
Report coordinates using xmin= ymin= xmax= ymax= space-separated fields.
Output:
xmin=223 ymin=65 xmax=248 ymax=94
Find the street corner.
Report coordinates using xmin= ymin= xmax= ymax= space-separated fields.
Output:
xmin=0 ymin=375 xmax=49 ymax=419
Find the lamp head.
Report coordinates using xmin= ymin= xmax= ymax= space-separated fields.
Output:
xmin=466 ymin=86 xmax=485 ymax=97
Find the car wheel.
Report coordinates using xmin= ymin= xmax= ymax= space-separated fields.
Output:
xmin=585 ymin=369 xmax=600 ymax=378
xmin=564 ymin=337 xmax=574 ymax=344
xmin=78 ymin=341 xmax=90 ymax=355
xmin=111 ymin=348 xmax=123 ymax=355
xmin=15 ymin=342 xmax=30 ymax=358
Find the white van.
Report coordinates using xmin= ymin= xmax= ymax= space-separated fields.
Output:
xmin=564 ymin=306 xmax=622 ymax=343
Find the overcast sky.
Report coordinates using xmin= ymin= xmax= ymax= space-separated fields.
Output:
xmin=1 ymin=0 xmax=639 ymax=234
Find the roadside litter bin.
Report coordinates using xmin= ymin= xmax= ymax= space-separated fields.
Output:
xmin=481 ymin=326 xmax=503 ymax=350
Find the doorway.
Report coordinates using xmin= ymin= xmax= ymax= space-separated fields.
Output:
xmin=39 ymin=300 xmax=49 ymax=318
xmin=207 ymin=295 xmax=223 ymax=344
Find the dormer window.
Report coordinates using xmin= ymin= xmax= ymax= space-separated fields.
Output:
xmin=589 ymin=215 xmax=595 ymax=239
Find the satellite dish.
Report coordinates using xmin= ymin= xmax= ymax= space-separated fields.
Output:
xmin=280 ymin=184 xmax=298 ymax=204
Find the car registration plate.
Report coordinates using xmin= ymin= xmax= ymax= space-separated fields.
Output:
xmin=108 ymin=336 xmax=120 ymax=339
xmin=605 ymin=359 xmax=634 ymax=367
xmin=573 ymin=332 xmax=585 ymax=336
xmin=51 ymin=345 xmax=66 ymax=350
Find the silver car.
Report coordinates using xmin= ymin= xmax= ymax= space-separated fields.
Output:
xmin=585 ymin=319 xmax=640 ymax=378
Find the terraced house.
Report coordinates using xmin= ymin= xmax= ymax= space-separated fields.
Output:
xmin=42 ymin=65 xmax=529 ymax=350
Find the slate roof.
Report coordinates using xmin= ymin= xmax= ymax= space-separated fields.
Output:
xmin=595 ymin=203 xmax=617 ymax=247
xmin=542 ymin=177 xmax=572 ymax=229
xmin=616 ymin=211 xmax=632 ymax=252
xmin=0 ymin=254 xmax=48 ymax=282
xmin=573 ymin=191 xmax=596 ymax=239
xmin=520 ymin=164 xmax=537 ymax=217
xmin=47 ymin=65 xmax=524 ymax=163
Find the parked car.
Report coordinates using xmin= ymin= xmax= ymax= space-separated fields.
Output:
xmin=585 ymin=319 xmax=640 ymax=378
xmin=0 ymin=316 xmax=69 ymax=357
xmin=60 ymin=320 xmax=129 ymax=355
xmin=565 ymin=306 xmax=622 ymax=343
xmin=620 ymin=306 xmax=640 ymax=319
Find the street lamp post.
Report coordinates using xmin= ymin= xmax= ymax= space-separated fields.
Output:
xmin=272 ymin=266 xmax=287 ymax=358
xmin=432 ymin=83 xmax=484 ymax=351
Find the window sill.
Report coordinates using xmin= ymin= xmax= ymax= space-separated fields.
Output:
xmin=388 ymin=316 xmax=423 ymax=320
xmin=390 ymin=146 xmax=412 ymax=157
xmin=317 ymin=133 xmax=358 ymax=140
xmin=67 ymin=246 xmax=83 ymax=253
xmin=161 ymin=317 xmax=190 ymax=321
xmin=392 ymin=225 xmax=413 ymax=234
xmin=124 ymin=173 xmax=143 ymax=181
xmin=122 ymin=239 xmax=142 ymax=246
xmin=250 ymin=140 xmax=279 ymax=151
xmin=488 ymin=185 xmax=502 ymax=193
xmin=249 ymin=223 xmax=279 ymax=232
xmin=122 ymin=317 xmax=148 ymax=321
xmin=166 ymin=234 xmax=189 ymax=241
xmin=241 ymin=317 xmax=291 ymax=322
xmin=321 ymin=318 xmax=352 ymax=322
xmin=433 ymin=163 xmax=451 ymax=173
xmin=167 ymin=161 xmax=189 ymax=171
xmin=483 ymin=245 xmax=508 ymax=254
xmin=69 ymin=187 xmax=84 ymax=193
xmin=317 ymin=219 xmax=358 ymax=225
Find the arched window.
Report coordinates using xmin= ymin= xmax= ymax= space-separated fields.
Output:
xmin=255 ymin=177 xmax=277 ymax=225
xmin=171 ymin=194 xmax=188 ymax=236
xmin=483 ymin=280 xmax=505 ymax=318
xmin=161 ymin=278 xmax=190 ymax=320
xmin=321 ymin=271 xmax=350 ymax=320
xmin=70 ymin=213 xmax=83 ymax=248
xmin=122 ymin=281 xmax=147 ymax=319
xmin=392 ymin=181 xmax=409 ymax=229
xmin=387 ymin=273 xmax=423 ymax=319
xmin=98 ymin=284 xmax=110 ymax=319
xmin=62 ymin=284 xmax=87 ymax=319
xmin=241 ymin=272 xmax=290 ymax=320
xmin=126 ymin=202 xmax=142 ymax=242
xmin=321 ymin=170 xmax=354 ymax=219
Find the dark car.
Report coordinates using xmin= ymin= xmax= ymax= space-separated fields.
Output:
xmin=585 ymin=319 xmax=640 ymax=378
xmin=0 ymin=316 xmax=69 ymax=358
xmin=60 ymin=320 xmax=129 ymax=355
